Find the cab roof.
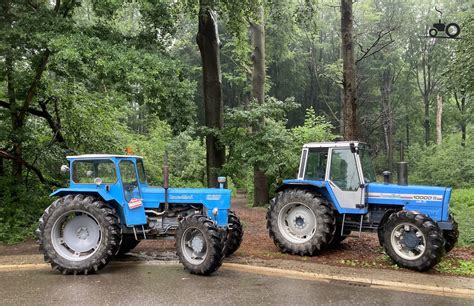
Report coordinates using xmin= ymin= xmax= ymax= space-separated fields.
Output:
xmin=66 ymin=154 xmax=143 ymax=160
xmin=303 ymin=141 xmax=366 ymax=148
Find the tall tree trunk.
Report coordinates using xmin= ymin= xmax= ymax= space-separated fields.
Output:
xmin=341 ymin=0 xmax=358 ymax=140
xmin=423 ymin=94 xmax=430 ymax=145
xmin=381 ymin=68 xmax=394 ymax=172
xmin=436 ymin=95 xmax=443 ymax=145
xmin=251 ymin=6 xmax=269 ymax=207
xmin=196 ymin=2 xmax=225 ymax=188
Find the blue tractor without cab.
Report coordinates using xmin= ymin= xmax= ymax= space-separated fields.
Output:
xmin=37 ymin=154 xmax=243 ymax=275
xmin=266 ymin=141 xmax=458 ymax=271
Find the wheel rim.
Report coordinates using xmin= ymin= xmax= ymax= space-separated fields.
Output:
xmin=51 ymin=210 xmax=102 ymax=262
xmin=390 ymin=223 xmax=426 ymax=260
xmin=277 ymin=202 xmax=317 ymax=244
xmin=181 ymin=227 xmax=208 ymax=265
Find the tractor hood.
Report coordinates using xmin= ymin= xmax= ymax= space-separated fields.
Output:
xmin=367 ymin=183 xmax=452 ymax=222
xmin=140 ymin=186 xmax=232 ymax=210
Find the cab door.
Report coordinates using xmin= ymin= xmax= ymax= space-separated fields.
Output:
xmin=327 ymin=148 xmax=365 ymax=211
xmin=118 ymin=159 xmax=147 ymax=226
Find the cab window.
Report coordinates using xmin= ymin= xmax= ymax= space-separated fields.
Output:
xmin=136 ymin=159 xmax=147 ymax=184
xmin=119 ymin=160 xmax=140 ymax=202
xmin=304 ymin=149 xmax=328 ymax=180
xmin=329 ymin=149 xmax=361 ymax=191
xmin=72 ymin=160 xmax=117 ymax=184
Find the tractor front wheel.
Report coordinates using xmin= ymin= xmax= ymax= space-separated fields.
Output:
xmin=176 ymin=214 xmax=224 ymax=275
xmin=117 ymin=235 xmax=140 ymax=255
xmin=383 ymin=211 xmax=444 ymax=271
xmin=37 ymin=195 xmax=121 ymax=275
xmin=223 ymin=210 xmax=243 ymax=257
xmin=266 ymin=190 xmax=336 ymax=256
xmin=443 ymin=215 xmax=459 ymax=253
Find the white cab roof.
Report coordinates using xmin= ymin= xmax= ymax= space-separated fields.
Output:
xmin=303 ymin=141 xmax=366 ymax=148
xmin=66 ymin=154 xmax=143 ymax=160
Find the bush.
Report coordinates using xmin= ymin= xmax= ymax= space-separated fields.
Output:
xmin=450 ymin=188 xmax=474 ymax=246
xmin=0 ymin=179 xmax=51 ymax=244
xmin=407 ymin=135 xmax=473 ymax=188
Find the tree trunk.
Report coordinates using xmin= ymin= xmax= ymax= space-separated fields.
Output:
xmin=381 ymin=68 xmax=394 ymax=172
xmin=251 ymin=6 xmax=269 ymax=207
xmin=196 ymin=2 xmax=225 ymax=188
xmin=341 ymin=0 xmax=358 ymax=140
xmin=436 ymin=95 xmax=442 ymax=145
xmin=423 ymin=94 xmax=430 ymax=145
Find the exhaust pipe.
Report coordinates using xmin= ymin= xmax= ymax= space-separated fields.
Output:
xmin=163 ymin=152 xmax=169 ymax=211
xmin=397 ymin=142 xmax=408 ymax=186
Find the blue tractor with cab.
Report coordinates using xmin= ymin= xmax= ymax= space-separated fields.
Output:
xmin=266 ymin=141 xmax=458 ymax=271
xmin=37 ymin=154 xmax=243 ymax=275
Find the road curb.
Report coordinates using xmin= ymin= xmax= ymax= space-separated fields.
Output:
xmin=221 ymin=263 xmax=474 ymax=300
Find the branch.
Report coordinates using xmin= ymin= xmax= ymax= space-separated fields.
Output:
xmin=356 ymin=27 xmax=398 ymax=64
xmin=0 ymin=149 xmax=62 ymax=187
xmin=0 ymin=99 xmax=68 ymax=147
xmin=20 ymin=49 xmax=50 ymax=123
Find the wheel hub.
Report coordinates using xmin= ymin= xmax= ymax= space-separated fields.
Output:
xmin=278 ymin=202 xmax=317 ymax=244
xmin=390 ymin=223 xmax=426 ymax=261
xmin=191 ymin=236 xmax=204 ymax=253
xmin=76 ymin=227 xmax=89 ymax=240
xmin=401 ymin=230 xmax=420 ymax=250
xmin=294 ymin=216 xmax=305 ymax=228
xmin=52 ymin=212 xmax=102 ymax=261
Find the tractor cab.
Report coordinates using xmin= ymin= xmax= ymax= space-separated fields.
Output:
xmin=296 ymin=141 xmax=374 ymax=212
xmin=56 ymin=154 xmax=149 ymax=225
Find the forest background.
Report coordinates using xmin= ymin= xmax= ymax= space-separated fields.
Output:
xmin=0 ymin=0 xmax=472 ymax=246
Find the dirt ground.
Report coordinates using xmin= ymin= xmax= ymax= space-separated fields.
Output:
xmin=1 ymin=193 xmax=472 ymax=276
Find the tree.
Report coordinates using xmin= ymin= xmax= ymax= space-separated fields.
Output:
xmin=341 ymin=0 xmax=358 ymax=140
xmin=250 ymin=5 xmax=269 ymax=206
xmin=196 ymin=0 xmax=226 ymax=188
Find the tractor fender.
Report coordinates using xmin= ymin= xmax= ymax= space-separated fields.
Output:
xmin=50 ymin=188 xmax=115 ymax=202
xmin=377 ymin=209 xmax=399 ymax=246
xmin=275 ymin=180 xmax=334 ymax=209
xmin=49 ymin=188 xmax=124 ymax=221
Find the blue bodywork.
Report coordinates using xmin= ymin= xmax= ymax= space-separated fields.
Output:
xmin=278 ymin=179 xmax=451 ymax=223
xmin=51 ymin=156 xmax=231 ymax=227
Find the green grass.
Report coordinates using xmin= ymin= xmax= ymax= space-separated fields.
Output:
xmin=450 ymin=188 xmax=474 ymax=246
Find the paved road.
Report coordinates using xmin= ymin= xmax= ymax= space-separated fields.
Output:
xmin=0 ymin=262 xmax=470 ymax=306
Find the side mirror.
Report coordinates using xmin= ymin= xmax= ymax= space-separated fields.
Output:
xmin=60 ymin=165 xmax=70 ymax=174
xmin=350 ymin=142 xmax=359 ymax=154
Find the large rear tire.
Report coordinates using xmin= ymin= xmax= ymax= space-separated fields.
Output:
xmin=37 ymin=194 xmax=121 ymax=275
xmin=176 ymin=214 xmax=224 ymax=275
xmin=266 ymin=190 xmax=335 ymax=256
xmin=223 ymin=210 xmax=243 ymax=257
xmin=382 ymin=210 xmax=444 ymax=271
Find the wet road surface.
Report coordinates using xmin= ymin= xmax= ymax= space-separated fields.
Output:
xmin=0 ymin=262 xmax=470 ymax=305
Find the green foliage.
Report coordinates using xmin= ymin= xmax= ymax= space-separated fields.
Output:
xmin=450 ymin=188 xmax=474 ymax=246
xmin=407 ymin=135 xmax=474 ymax=188
xmin=219 ymin=101 xmax=335 ymax=203
xmin=0 ymin=179 xmax=51 ymax=244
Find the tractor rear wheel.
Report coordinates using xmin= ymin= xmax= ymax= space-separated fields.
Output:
xmin=37 ymin=195 xmax=121 ymax=275
xmin=117 ymin=235 xmax=140 ymax=255
xmin=176 ymin=214 xmax=224 ymax=275
xmin=223 ymin=210 xmax=243 ymax=257
xmin=443 ymin=215 xmax=459 ymax=253
xmin=266 ymin=189 xmax=336 ymax=256
xmin=383 ymin=211 xmax=444 ymax=271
